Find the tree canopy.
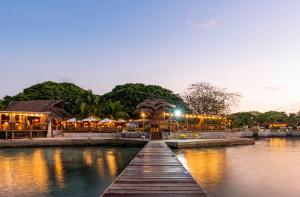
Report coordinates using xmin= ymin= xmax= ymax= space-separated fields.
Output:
xmin=230 ymin=111 xmax=260 ymax=128
xmin=184 ymin=82 xmax=241 ymax=115
xmin=230 ymin=111 xmax=300 ymax=128
xmin=0 ymin=99 xmax=5 ymax=110
xmin=101 ymin=100 xmax=128 ymax=120
xmin=0 ymin=81 xmax=100 ymax=117
xmin=256 ymin=111 xmax=289 ymax=125
xmin=0 ymin=81 xmax=187 ymax=118
xmin=102 ymin=83 xmax=189 ymax=116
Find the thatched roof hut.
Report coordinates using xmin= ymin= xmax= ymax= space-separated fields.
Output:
xmin=134 ymin=99 xmax=175 ymax=117
xmin=4 ymin=100 xmax=72 ymax=120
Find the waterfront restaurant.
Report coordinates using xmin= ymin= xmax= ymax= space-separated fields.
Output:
xmin=0 ymin=100 xmax=72 ymax=139
xmin=134 ymin=98 xmax=229 ymax=135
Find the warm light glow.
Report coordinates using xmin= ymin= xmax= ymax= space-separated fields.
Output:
xmin=0 ymin=149 xmax=50 ymax=195
xmin=106 ymin=151 xmax=117 ymax=176
xmin=177 ymin=149 xmax=226 ymax=186
xmin=174 ymin=110 xmax=182 ymax=117
xmin=53 ymin=150 xmax=65 ymax=188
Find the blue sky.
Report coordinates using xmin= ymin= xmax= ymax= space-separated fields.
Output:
xmin=1 ymin=0 xmax=300 ymax=112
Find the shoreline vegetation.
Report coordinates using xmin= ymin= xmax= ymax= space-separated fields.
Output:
xmin=1 ymin=81 xmax=299 ymax=130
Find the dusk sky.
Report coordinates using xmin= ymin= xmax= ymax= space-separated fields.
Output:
xmin=1 ymin=0 xmax=300 ymax=112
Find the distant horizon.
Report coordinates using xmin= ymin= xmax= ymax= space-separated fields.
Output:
xmin=1 ymin=1 xmax=300 ymax=113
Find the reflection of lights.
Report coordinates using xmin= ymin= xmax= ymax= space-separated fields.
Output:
xmin=177 ymin=149 xmax=226 ymax=186
xmin=269 ymin=138 xmax=287 ymax=149
xmin=0 ymin=149 xmax=50 ymax=194
xmin=106 ymin=151 xmax=117 ymax=176
xmin=83 ymin=150 xmax=93 ymax=166
xmin=54 ymin=150 xmax=65 ymax=188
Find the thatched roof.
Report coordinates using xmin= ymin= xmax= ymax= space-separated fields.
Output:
xmin=134 ymin=99 xmax=176 ymax=115
xmin=4 ymin=100 xmax=72 ymax=120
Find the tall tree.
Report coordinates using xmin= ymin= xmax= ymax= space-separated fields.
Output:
xmin=287 ymin=113 xmax=300 ymax=128
xmin=0 ymin=81 xmax=95 ymax=116
xmin=102 ymin=83 xmax=189 ymax=116
xmin=0 ymin=99 xmax=5 ymax=110
xmin=76 ymin=90 xmax=102 ymax=119
xmin=230 ymin=111 xmax=260 ymax=128
xmin=101 ymin=100 xmax=128 ymax=120
xmin=184 ymin=82 xmax=241 ymax=115
xmin=256 ymin=111 xmax=289 ymax=125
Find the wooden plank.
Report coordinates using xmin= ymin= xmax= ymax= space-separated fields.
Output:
xmin=100 ymin=141 xmax=207 ymax=197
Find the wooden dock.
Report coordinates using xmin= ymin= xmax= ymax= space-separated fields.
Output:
xmin=101 ymin=141 xmax=207 ymax=197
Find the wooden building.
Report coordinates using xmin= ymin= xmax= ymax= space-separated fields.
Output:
xmin=0 ymin=100 xmax=72 ymax=139
xmin=134 ymin=98 xmax=229 ymax=139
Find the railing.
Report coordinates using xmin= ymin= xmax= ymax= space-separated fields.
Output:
xmin=159 ymin=122 xmax=227 ymax=131
xmin=0 ymin=124 xmax=47 ymax=131
xmin=0 ymin=130 xmax=47 ymax=139
xmin=63 ymin=126 xmax=123 ymax=133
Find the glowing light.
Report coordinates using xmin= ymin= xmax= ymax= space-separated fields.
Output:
xmin=175 ymin=110 xmax=182 ymax=117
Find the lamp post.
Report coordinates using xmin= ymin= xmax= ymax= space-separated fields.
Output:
xmin=141 ymin=112 xmax=145 ymax=132
xmin=175 ymin=110 xmax=181 ymax=132
xmin=186 ymin=115 xmax=189 ymax=130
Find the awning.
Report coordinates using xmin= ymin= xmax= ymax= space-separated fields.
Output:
xmin=81 ymin=117 xmax=99 ymax=122
xmin=100 ymin=118 xmax=114 ymax=124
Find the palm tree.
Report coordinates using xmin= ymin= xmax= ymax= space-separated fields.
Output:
xmin=76 ymin=90 xmax=101 ymax=119
xmin=101 ymin=100 xmax=128 ymax=120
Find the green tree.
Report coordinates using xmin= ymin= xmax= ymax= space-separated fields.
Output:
xmin=76 ymin=90 xmax=102 ymax=119
xmin=230 ymin=111 xmax=260 ymax=128
xmin=102 ymin=83 xmax=189 ymax=117
xmin=0 ymin=99 xmax=5 ymax=110
xmin=184 ymin=82 xmax=241 ymax=115
xmin=101 ymin=100 xmax=128 ymax=120
xmin=256 ymin=111 xmax=288 ymax=125
xmin=0 ymin=81 xmax=94 ymax=116
xmin=287 ymin=113 xmax=300 ymax=128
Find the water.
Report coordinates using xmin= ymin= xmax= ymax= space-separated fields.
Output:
xmin=0 ymin=146 xmax=140 ymax=197
xmin=175 ymin=138 xmax=300 ymax=197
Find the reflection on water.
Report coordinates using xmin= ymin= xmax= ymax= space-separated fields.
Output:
xmin=53 ymin=150 xmax=65 ymax=188
xmin=0 ymin=146 xmax=140 ymax=197
xmin=175 ymin=138 xmax=300 ymax=197
xmin=269 ymin=138 xmax=287 ymax=149
xmin=177 ymin=149 xmax=226 ymax=187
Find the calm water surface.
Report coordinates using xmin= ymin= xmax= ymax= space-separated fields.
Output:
xmin=0 ymin=146 xmax=140 ymax=197
xmin=175 ymin=138 xmax=300 ymax=197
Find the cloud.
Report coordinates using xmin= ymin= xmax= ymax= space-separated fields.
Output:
xmin=186 ymin=18 xmax=217 ymax=30
xmin=262 ymin=86 xmax=285 ymax=92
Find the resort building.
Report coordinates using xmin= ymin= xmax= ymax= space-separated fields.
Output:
xmin=134 ymin=98 xmax=229 ymax=139
xmin=267 ymin=122 xmax=288 ymax=129
xmin=0 ymin=100 xmax=72 ymax=139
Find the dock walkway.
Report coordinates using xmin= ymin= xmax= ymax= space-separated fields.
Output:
xmin=101 ymin=141 xmax=207 ymax=197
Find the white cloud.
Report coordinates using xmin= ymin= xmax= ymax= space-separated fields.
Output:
xmin=186 ymin=18 xmax=217 ymax=30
